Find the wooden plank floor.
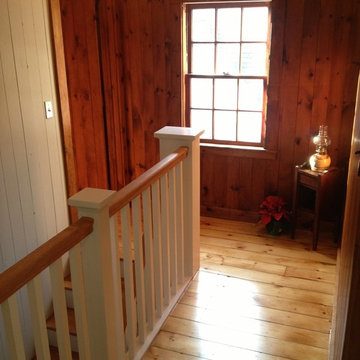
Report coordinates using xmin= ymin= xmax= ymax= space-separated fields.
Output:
xmin=143 ymin=216 xmax=337 ymax=360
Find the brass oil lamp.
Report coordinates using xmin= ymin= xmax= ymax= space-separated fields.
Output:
xmin=309 ymin=125 xmax=331 ymax=171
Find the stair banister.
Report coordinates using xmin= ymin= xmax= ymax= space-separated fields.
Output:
xmin=0 ymin=126 xmax=203 ymax=359
xmin=0 ymin=217 xmax=94 ymax=359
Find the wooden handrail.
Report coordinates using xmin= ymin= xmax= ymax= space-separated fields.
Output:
xmin=109 ymin=146 xmax=188 ymax=216
xmin=0 ymin=217 xmax=94 ymax=304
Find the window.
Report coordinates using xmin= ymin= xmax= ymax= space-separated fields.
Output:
xmin=184 ymin=2 xmax=271 ymax=147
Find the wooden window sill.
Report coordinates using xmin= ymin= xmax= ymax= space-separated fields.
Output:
xmin=200 ymin=143 xmax=277 ymax=160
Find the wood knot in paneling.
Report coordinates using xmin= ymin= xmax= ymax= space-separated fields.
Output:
xmin=202 ymin=186 xmax=209 ymax=196
xmin=282 ymin=47 xmax=288 ymax=64
xmin=307 ymin=99 xmax=313 ymax=110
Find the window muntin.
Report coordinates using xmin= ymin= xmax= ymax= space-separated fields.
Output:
xmin=185 ymin=2 xmax=270 ymax=147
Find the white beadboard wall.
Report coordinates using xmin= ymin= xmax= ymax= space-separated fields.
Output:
xmin=0 ymin=0 xmax=69 ymax=357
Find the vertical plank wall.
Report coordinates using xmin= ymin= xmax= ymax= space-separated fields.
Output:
xmin=59 ymin=0 xmax=110 ymax=191
xmin=59 ymin=0 xmax=181 ymax=190
xmin=59 ymin=0 xmax=360 ymax=219
xmin=0 ymin=0 xmax=69 ymax=357
xmin=200 ymin=0 xmax=360 ymax=219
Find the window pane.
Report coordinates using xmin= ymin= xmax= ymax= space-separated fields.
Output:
xmin=191 ymin=109 xmax=212 ymax=139
xmin=242 ymin=7 xmax=268 ymax=42
xmin=240 ymin=43 xmax=267 ymax=75
xmin=190 ymin=78 xmax=213 ymax=109
xmin=216 ymin=44 xmax=240 ymax=75
xmin=192 ymin=9 xmax=215 ymax=42
xmin=237 ymin=112 xmax=262 ymax=143
xmin=192 ymin=44 xmax=215 ymax=74
xmin=217 ymin=8 xmax=241 ymax=42
xmin=214 ymin=111 xmax=236 ymax=141
xmin=238 ymin=79 xmax=264 ymax=111
xmin=214 ymin=79 xmax=237 ymax=110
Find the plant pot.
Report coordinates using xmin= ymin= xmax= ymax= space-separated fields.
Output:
xmin=266 ymin=220 xmax=284 ymax=236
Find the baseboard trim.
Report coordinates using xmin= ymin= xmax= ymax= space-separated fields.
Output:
xmin=201 ymin=205 xmax=259 ymax=223
xmin=134 ymin=273 xmax=195 ymax=360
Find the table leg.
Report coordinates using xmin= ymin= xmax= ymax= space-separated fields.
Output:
xmin=291 ymin=170 xmax=299 ymax=239
xmin=313 ymin=190 xmax=321 ymax=250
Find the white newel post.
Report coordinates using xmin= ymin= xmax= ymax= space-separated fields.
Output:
xmin=155 ymin=126 xmax=204 ymax=277
xmin=68 ymin=188 xmax=122 ymax=359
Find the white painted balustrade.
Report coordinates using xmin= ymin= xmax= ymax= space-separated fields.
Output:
xmin=0 ymin=126 xmax=203 ymax=359
xmin=0 ymin=217 xmax=94 ymax=360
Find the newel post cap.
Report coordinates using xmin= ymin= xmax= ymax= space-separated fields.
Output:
xmin=68 ymin=188 xmax=116 ymax=209
xmin=154 ymin=126 xmax=204 ymax=141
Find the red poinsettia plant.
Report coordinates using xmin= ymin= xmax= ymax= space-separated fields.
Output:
xmin=259 ymin=195 xmax=290 ymax=235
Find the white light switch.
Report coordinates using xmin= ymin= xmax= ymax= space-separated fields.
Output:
xmin=45 ymin=101 xmax=54 ymax=119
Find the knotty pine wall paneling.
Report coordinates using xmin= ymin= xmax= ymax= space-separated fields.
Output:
xmin=97 ymin=0 xmax=130 ymax=189
xmin=335 ymin=0 xmax=360 ymax=165
xmin=293 ymin=0 xmax=321 ymax=167
xmin=60 ymin=0 xmax=109 ymax=191
xmin=327 ymin=0 xmax=354 ymax=167
xmin=58 ymin=0 xmax=360 ymax=221
xmin=276 ymin=0 xmax=305 ymax=205
xmin=117 ymin=0 xmax=182 ymax=179
xmin=261 ymin=0 xmax=286 ymax=198
xmin=119 ymin=0 xmax=150 ymax=180
xmin=199 ymin=0 xmax=360 ymax=220
xmin=59 ymin=0 xmax=182 ymax=190
xmin=311 ymin=0 xmax=336 ymax=148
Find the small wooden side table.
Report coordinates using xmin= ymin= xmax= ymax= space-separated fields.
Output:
xmin=291 ymin=165 xmax=344 ymax=250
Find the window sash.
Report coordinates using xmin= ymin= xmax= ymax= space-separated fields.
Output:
xmin=185 ymin=74 xmax=268 ymax=146
xmin=184 ymin=2 xmax=271 ymax=147
xmin=187 ymin=2 xmax=271 ymax=11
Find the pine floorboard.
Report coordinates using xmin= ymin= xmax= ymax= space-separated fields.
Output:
xmin=143 ymin=216 xmax=337 ymax=360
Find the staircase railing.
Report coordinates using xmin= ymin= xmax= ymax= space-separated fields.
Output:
xmin=0 ymin=218 xmax=94 ymax=359
xmin=0 ymin=126 xmax=203 ymax=359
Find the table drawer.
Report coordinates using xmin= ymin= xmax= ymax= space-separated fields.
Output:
xmin=299 ymin=173 xmax=318 ymax=189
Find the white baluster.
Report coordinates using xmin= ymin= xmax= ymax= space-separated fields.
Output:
xmin=132 ymin=196 xmax=146 ymax=343
xmin=151 ymin=180 xmax=163 ymax=317
xmin=1 ymin=295 xmax=26 ymax=359
xmin=168 ymin=167 xmax=178 ymax=294
xmin=109 ymin=215 xmax=126 ymax=358
xmin=160 ymin=174 xmax=170 ymax=305
xmin=142 ymin=188 xmax=155 ymax=331
xmin=69 ymin=244 xmax=91 ymax=359
xmin=175 ymin=162 xmax=184 ymax=285
xmin=49 ymin=259 xmax=72 ymax=359
xmin=120 ymin=204 xmax=137 ymax=358
xmin=27 ymin=276 xmax=50 ymax=360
